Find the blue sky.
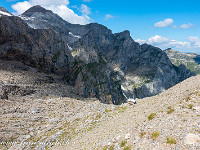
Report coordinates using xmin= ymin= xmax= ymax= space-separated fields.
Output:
xmin=1 ymin=0 xmax=200 ymax=53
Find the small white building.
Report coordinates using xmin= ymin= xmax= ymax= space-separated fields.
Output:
xmin=127 ymin=98 xmax=136 ymax=104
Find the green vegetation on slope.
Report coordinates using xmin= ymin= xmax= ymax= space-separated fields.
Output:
xmin=165 ymin=49 xmax=200 ymax=74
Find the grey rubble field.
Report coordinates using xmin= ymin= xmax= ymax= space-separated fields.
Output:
xmin=0 ymin=60 xmax=200 ymax=150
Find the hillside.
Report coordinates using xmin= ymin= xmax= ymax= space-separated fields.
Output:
xmin=165 ymin=49 xmax=200 ymax=74
xmin=0 ymin=60 xmax=199 ymax=150
xmin=55 ymin=74 xmax=200 ymax=150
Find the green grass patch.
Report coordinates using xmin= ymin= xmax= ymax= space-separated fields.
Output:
xmin=124 ymin=146 xmax=132 ymax=150
xmin=148 ymin=113 xmax=156 ymax=120
xmin=151 ymin=131 xmax=160 ymax=139
xmin=103 ymin=146 xmax=108 ymax=150
xmin=109 ymin=145 xmax=115 ymax=150
xmin=105 ymin=108 xmax=112 ymax=113
xmin=120 ymin=140 xmax=127 ymax=147
xmin=188 ymin=104 xmax=194 ymax=109
xmin=166 ymin=137 xmax=177 ymax=144
xmin=117 ymin=106 xmax=128 ymax=113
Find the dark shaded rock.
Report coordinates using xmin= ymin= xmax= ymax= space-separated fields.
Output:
xmin=0 ymin=84 xmax=35 ymax=99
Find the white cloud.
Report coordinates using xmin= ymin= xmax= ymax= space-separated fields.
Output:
xmin=148 ymin=35 xmax=190 ymax=49
xmin=11 ymin=0 xmax=92 ymax=25
xmin=104 ymin=14 xmax=114 ymax=20
xmin=180 ymin=23 xmax=193 ymax=29
xmin=188 ymin=37 xmax=200 ymax=48
xmin=12 ymin=1 xmax=32 ymax=15
xmin=148 ymin=35 xmax=169 ymax=45
xmin=135 ymin=39 xmax=146 ymax=44
xmin=154 ymin=18 xmax=174 ymax=28
xmin=81 ymin=4 xmax=91 ymax=15
xmin=136 ymin=35 xmax=194 ymax=50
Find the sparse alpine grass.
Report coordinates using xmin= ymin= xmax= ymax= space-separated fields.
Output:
xmin=120 ymin=140 xmax=127 ymax=147
xmin=124 ymin=145 xmax=132 ymax=150
xmin=148 ymin=113 xmax=156 ymax=120
xmin=188 ymin=104 xmax=194 ymax=109
xmin=151 ymin=131 xmax=160 ymax=139
xmin=105 ymin=108 xmax=112 ymax=113
xmin=103 ymin=146 xmax=108 ymax=150
xmin=140 ymin=132 xmax=146 ymax=138
xmin=166 ymin=137 xmax=177 ymax=144
xmin=167 ymin=106 xmax=175 ymax=114
xmin=186 ymin=96 xmax=191 ymax=102
xmin=109 ymin=145 xmax=114 ymax=150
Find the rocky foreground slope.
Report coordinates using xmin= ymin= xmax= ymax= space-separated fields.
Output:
xmin=0 ymin=60 xmax=200 ymax=150
xmin=0 ymin=6 xmax=195 ymax=104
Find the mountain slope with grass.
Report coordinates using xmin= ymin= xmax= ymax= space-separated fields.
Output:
xmin=165 ymin=49 xmax=200 ymax=74
xmin=54 ymin=74 xmax=200 ymax=150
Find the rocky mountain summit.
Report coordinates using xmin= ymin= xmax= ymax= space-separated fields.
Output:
xmin=165 ymin=48 xmax=200 ymax=74
xmin=0 ymin=6 xmax=195 ymax=104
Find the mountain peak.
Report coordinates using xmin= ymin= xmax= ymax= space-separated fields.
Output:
xmin=22 ymin=5 xmax=52 ymax=17
xmin=0 ymin=7 xmax=13 ymax=16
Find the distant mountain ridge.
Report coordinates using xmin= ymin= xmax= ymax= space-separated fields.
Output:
xmin=165 ymin=49 xmax=200 ymax=74
xmin=0 ymin=6 xmax=195 ymax=104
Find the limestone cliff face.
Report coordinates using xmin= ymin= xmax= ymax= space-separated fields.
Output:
xmin=70 ymin=27 xmax=195 ymax=100
xmin=0 ymin=16 xmax=74 ymax=77
xmin=0 ymin=6 xmax=195 ymax=104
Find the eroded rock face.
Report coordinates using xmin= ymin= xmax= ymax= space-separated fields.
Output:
xmin=0 ymin=6 xmax=195 ymax=104
xmin=0 ymin=15 xmax=74 ymax=76
xmin=69 ymin=26 xmax=195 ymax=100
xmin=20 ymin=5 xmax=88 ymax=44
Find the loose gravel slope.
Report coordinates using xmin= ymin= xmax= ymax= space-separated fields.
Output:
xmin=0 ymin=60 xmax=200 ymax=150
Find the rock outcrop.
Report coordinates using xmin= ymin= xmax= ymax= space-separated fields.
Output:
xmin=0 ymin=6 xmax=195 ymax=104
xmin=0 ymin=15 xmax=75 ymax=76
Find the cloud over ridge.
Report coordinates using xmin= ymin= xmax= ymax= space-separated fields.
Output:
xmin=136 ymin=35 xmax=200 ymax=51
xmin=12 ymin=0 xmax=92 ymax=25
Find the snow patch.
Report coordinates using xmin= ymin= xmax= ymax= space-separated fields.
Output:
xmin=19 ymin=15 xmax=35 ymax=21
xmin=67 ymin=44 xmax=72 ymax=51
xmin=0 ymin=10 xmax=12 ymax=16
xmin=69 ymin=32 xmax=81 ymax=39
